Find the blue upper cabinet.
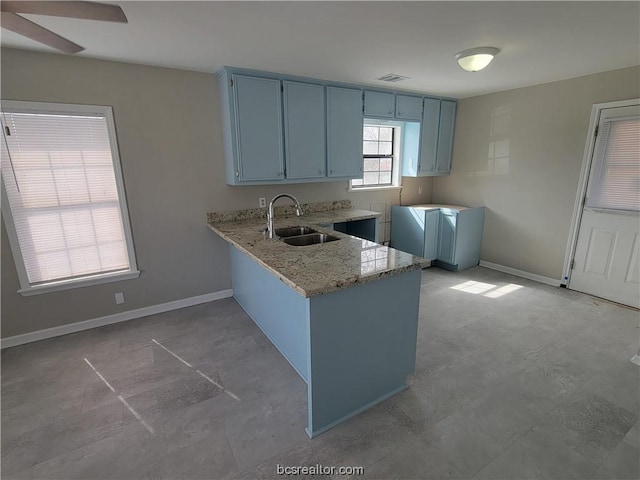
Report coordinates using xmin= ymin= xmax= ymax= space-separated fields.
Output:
xmin=364 ymin=91 xmax=395 ymax=118
xmin=366 ymin=92 xmax=423 ymax=121
xmin=327 ymin=86 xmax=363 ymax=179
xmin=436 ymin=100 xmax=457 ymax=174
xmin=417 ymin=98 xmax=441 ymax=175
xmin=218 ymin=67 xmax=455 ymax=185
xmin=395 ymin=95 xmax=423 ymax=121
xmin=406 ymin=98 xmax=457 ymax=177
xmin=233 ymin=75 xmax=285 ymax=182
xmin=283 ymin=81 xmax=326 ymax=179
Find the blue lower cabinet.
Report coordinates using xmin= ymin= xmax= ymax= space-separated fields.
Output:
xmin=437 ymin=212 xmax=457 ymax=265
xmin=391 ymin=205 xmax=485 ymax=270
xmin=333 ymin=218 xmax=377 ymax=242
xmin=390 ymin=206 xmax=428 ymax=257
xmin=230 ymin=245 xmax=420 ymax=437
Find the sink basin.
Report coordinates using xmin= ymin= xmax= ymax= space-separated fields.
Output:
xmin=275 ymin=226 xmax=317 ymax=238
xmin=283 ymin=233 xmax=340 ymax=246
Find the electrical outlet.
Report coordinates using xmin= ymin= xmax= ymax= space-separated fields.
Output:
xmin=115 ymin=292 xmax=125 ymax=305
xmin=259 ymin=197 xmax=266 ymax=208
xmin=418 ymin=186 xmax=423 ymax=195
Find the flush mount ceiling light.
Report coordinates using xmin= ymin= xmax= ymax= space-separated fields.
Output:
xmin=455 ymin=47 xmax=500 ymax=72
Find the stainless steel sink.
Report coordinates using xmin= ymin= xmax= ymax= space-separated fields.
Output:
xmin=283 ymin=233 xmax=340 ymax=246
xmin=275 ymin=226 xmax=317 ymax=238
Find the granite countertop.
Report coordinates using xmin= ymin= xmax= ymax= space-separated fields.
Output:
xmin=407 ymin=204 xmax=470 ymax=211
xmin=207 ymin=204 xmax=429 ymax=298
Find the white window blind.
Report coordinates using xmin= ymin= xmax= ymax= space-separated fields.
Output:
xmin=1 ymin=103 xmax=136 ymax=288
xmin=586 ymin=115 xmax=640 ymax=212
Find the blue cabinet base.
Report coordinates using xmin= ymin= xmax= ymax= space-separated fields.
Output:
xmin=433 ymin=259 xmax=459 ymax=271
xmin=230 ymin=245 xmax=420 ymax=437
xmin=391 ymin=205 xmax=484 ymax=271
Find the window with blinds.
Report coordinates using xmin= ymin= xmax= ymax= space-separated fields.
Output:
xmin=1 ymin=101 xmax=138 ymax=294
xmin=586 ymin=114 xmax=640 ymax=212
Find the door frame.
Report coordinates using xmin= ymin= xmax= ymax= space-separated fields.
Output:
xmin=562 ymin=98 xmax=640 ymax=286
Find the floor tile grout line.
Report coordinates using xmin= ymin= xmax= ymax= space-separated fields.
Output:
xmin=83 ymin=357 xmax=116 ymax=392
xmin=118 ymin=395 xmax=155 ymax=435
xmin=196 ymin=369 xmax=241 ymax=401
xmin=150 ymin=338 xmax=241 ymax=401
xmin=151 ymin=338 xmax=193 ymax=367
xmin=83 ymin=357 xmax=155 ymax=435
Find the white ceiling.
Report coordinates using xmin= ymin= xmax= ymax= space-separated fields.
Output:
xmin=2 ymin=1 xmax=639 ymax=98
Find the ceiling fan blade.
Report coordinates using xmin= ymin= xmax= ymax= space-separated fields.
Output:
xmin=1 ymin=12 xmax=84 ymax=53
xmin=1 ymin=1 xmax=127 ymax=23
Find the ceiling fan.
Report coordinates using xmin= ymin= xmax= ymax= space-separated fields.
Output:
xmin=1 ymin=1 xmax=127 ymax=54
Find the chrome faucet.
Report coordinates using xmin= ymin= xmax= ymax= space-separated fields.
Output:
xmin=267 ymin=193 xmax=304 ymax=238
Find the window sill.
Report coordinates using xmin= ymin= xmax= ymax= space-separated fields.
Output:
xmin=18 ymin=270 xmax=141 ymax=297
xmin=348 ymin=185 xmax=402 ymax=193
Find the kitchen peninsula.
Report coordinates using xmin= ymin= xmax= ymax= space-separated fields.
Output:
xmin=208 ymin=200 xmax=428 ymax=437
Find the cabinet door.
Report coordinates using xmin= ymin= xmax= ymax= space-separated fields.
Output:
xmin=233 ymin=75 xmax=284 ymax=181
xmin=390 ymin=206 xmax=425 ymax=257
xmin=327 ymin=86 xmax=363 ymax=178
xmin=401 ymin=121 xmax=421 ymax=177
xmin=396 ymin=95 xmax=423 ymax=121
xmin=364 ymin=91 xmax=395 ymax=118
xmin=423 ymin=209 xmax=440 ymax=259
xmin=436 ymin=100 xmax=456 ymax=174
xmin=437 ymin=212 xmax=457 ymax=265
xmin=418 ymin=98 xmax=441 ymax=175
xmin=283 ymin=81 xmax=326 ymax=179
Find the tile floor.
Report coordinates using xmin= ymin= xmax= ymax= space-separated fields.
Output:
xmin=1 ymin=266 xmax=638 ymax=479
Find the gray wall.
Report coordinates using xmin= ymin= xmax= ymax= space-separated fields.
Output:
xmin=433 ymin=66 xmax=640 ymax=281
xmin=0 ymin=48 xmax=433 ymax=338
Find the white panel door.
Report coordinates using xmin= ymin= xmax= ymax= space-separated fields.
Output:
xmin=571 ymin=211 xmax=639 ymax=307
xmin=569 ymin=104 xmax=640 ymax=308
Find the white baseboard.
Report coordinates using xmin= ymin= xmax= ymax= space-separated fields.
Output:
xmin=479 ymin=261 xmax=560 ymax=287
xmin=0 ymin=289 xmax=234 ymax=349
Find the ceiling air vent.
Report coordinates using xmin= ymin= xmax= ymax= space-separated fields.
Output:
xmin=376 ymin=74 xmax=410 ymax=83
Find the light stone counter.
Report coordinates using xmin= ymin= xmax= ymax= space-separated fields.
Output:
xmin=208 ymin=208 xmax=429 ymax=297
xmin=408 ymin=204 xmax=470 ymax=211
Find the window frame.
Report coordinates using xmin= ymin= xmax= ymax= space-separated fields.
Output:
xmin=349 ymin=120 xmax=403 ymax=191
xmin=1 ymin=100 xmax=140 ymax=296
